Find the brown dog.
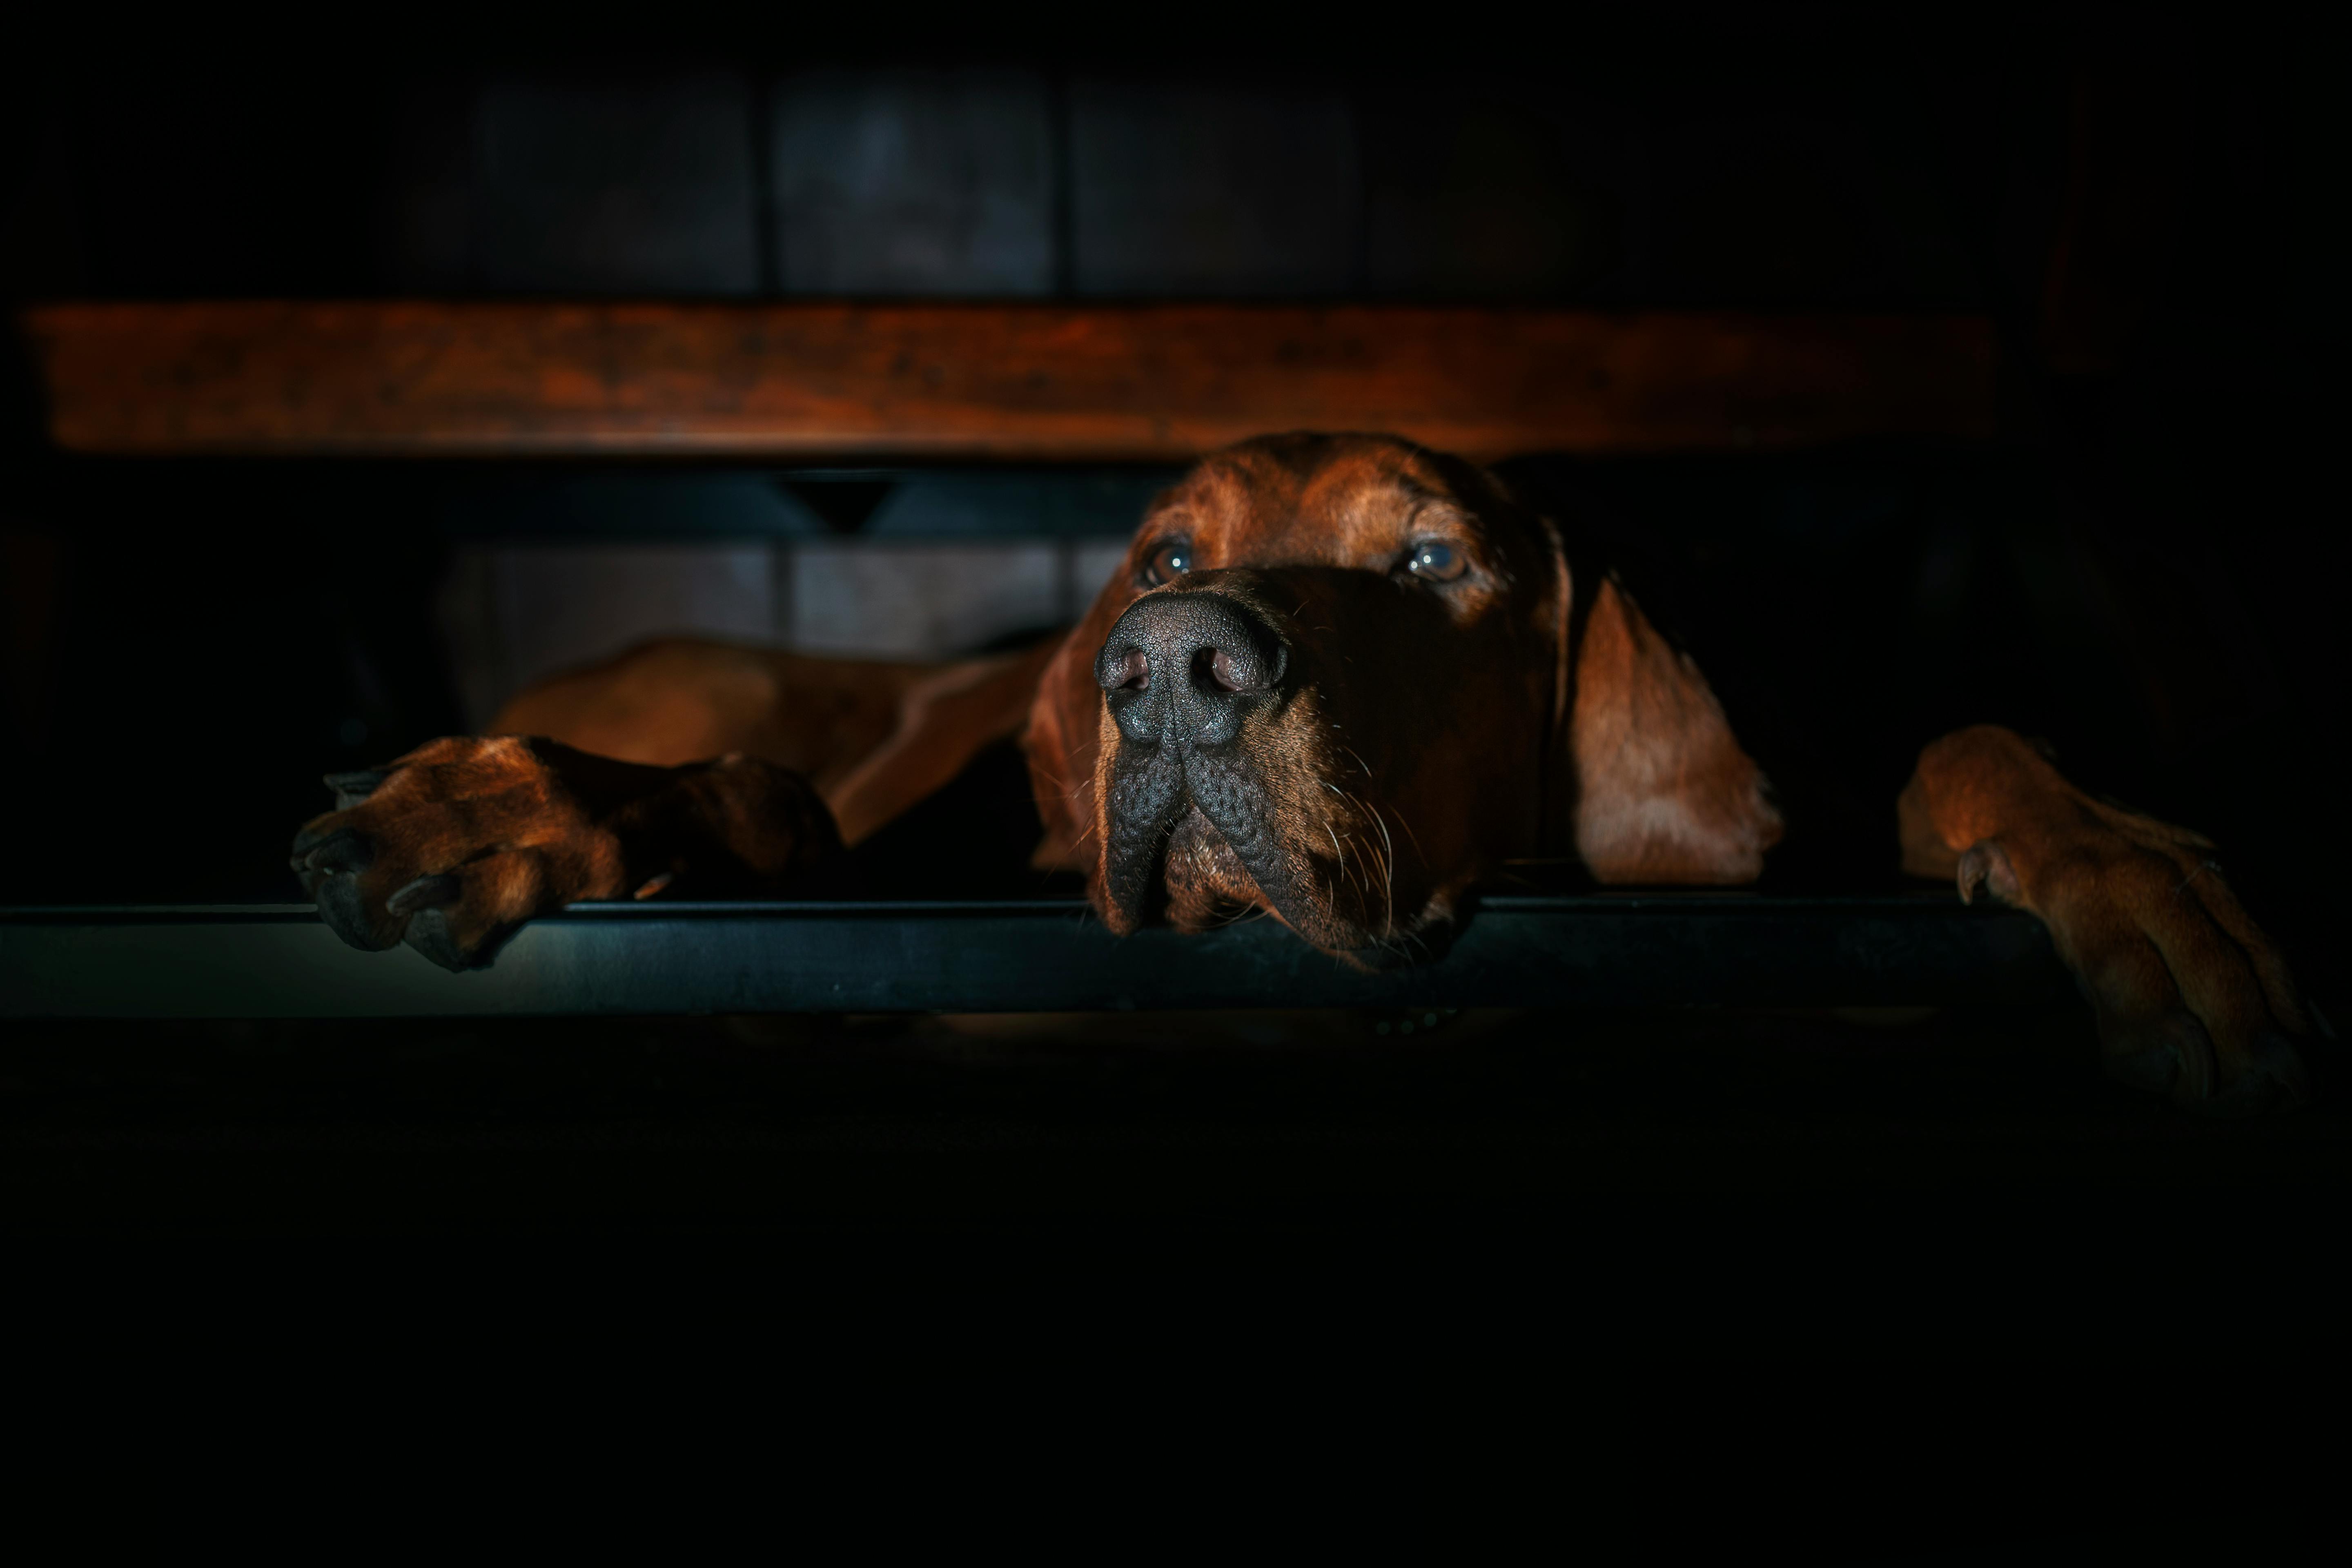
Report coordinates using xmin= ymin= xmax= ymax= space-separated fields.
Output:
xmin=293 ymin=434 xmax=2318 ymax=1114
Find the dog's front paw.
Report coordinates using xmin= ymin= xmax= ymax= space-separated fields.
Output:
xmin=1959 ymin=826 xmax=2322 ymax=1116
xmin=291 ymin=736 xmax=635 ymax=970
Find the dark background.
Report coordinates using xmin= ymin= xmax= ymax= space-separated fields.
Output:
xmin=0 ymin=15 xmax=2343 ymax=1540
xmin=4 ymin=20 xmax=2338 ymax=922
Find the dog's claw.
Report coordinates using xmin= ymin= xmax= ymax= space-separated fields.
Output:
xmin=401 ymin=907 xmax=505 ymax=973
xmin=387 ymin=872 xmax=462 ymax=916
xmin=2104 ymin=1011 xmax=2217 ymax=1104
xmin=2109 ymin=1040 xmax=2184 ymax=1098
xmin=2108 ymin=1012 xmax=2310 ymax=1117
xmin=292 ymin=824 xmax=373 ymax=875
xmin=2202 ymin=1033 xmax=2311 ymax=1118
xmin=324 ymin=768 xmax=392 ymax=808
xmin=1955 ymin=838 xmax=2021 ymax=906
xmin=314 ymin=868 xmax=400 ymax=952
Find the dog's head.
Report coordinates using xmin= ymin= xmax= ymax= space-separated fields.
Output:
xmin=1022 ymin=433 xmax=1777 ymax=961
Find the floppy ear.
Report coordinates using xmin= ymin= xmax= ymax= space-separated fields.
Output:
xmin=1535 ymin=515 xmax=1581 ymax=857
xmin=1546 ymin=545 xmax=1782 ymax=884
xmin=1022 ymin=560 xmax=1143 ymax=873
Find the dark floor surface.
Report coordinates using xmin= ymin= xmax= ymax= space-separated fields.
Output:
xmin=9 ymin=1002 xmax=2343 ymax=1558
xmin=9 ymin=1002 xmax=2343 ymax=1285
xmin=2 ymin=1004 xmax=2336 ymax=1200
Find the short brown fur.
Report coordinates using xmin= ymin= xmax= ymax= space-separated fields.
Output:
xmin=292 ymin=434 xmax=2316 ymax=1112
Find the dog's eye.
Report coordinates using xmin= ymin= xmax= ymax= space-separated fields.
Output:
xmin=1142 ymin=539 xmax=1194 ymax=586
xmin=1406 ymin=541 xmax=1467 ymax=582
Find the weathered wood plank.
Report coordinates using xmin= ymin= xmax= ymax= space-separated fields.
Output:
xmin=23 ymin=302 xmax=1996 ymax=460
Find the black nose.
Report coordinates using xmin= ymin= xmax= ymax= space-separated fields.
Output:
xmin=1095 ymin=590 xmax=1287 ymax=746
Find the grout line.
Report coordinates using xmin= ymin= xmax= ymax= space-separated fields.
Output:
xmin=770 ymin=541 xmax=796 ymax=651
xmin=747 ymin=69 xmax=783 ymax=296
xmin=1056 ymin=539 xmax=1079 ymax=623
xmin=1047 ymin=67 xmax=1076 ymax=299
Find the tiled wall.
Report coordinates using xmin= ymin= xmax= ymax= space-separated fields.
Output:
xmin=474 ymin=75 xmax=764 ymax=295
xmin=430 ymin=472 xmax=1152 ymax=728
xmin=11 ymin=59 xmax=2017 ymax=734
xmin=769 ymin=69 xmax=1057 ymax=296
xmin=357 ymin=67 xmax=1981 ymax=305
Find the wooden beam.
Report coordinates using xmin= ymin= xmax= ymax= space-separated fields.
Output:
xmin=22 ymin=301 xmax=1996 ymax=460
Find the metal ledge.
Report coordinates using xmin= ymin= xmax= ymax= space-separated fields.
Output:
xmin=0 ymin=894 xmax=2072 ymax=1019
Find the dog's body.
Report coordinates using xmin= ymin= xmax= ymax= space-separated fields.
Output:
xmin=294 ymin=434 xmax=2317 ymax=1113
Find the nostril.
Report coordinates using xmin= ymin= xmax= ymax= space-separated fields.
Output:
xmin=1098 ymin=592 xmax=1285 ymax=700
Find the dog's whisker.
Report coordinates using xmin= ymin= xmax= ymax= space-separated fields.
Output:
xmin=1390 ymin=807 xmax=1426 ymax=866
xmin=1327 ymin=826 xmax=1363 ymax=906
xmin=1325 ymin=785 xmax=1395 ymax=937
